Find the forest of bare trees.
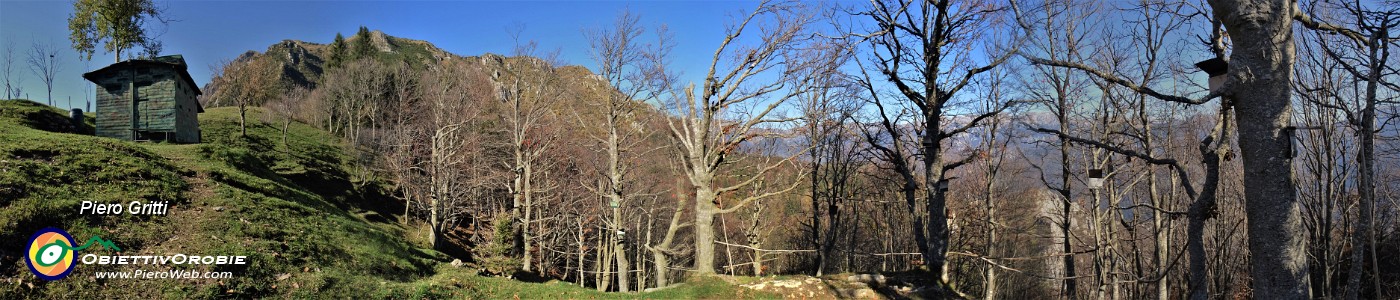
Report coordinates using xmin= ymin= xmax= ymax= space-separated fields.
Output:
xmin=202 ymin=0 xmax=1400 ymax=298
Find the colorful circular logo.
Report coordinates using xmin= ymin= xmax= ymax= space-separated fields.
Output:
xmin=26 ymin=227 xmax=77 ymax=280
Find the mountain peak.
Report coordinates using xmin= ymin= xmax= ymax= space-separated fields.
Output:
xmin=368 ymin=30 xmax=393 ymax=53
xmin=202 ymin=29 xmax=601 ymax=108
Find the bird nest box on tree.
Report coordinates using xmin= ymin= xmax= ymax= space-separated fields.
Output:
xmin=1087 ymin=168 xmax=1106 ymax=190
xmin=83 ymin=55 xmax=204 ymax=143
xmin=1194 ymin=58 xmax=1228 ymax=93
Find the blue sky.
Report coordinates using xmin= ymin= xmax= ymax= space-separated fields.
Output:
xmin=0 ymin=0 xmax=786 ymax=110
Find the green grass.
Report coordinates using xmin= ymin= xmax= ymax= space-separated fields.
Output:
xmin=0 ymin=99 xmax=778 ymax=299
xmin=411 ymin=268 xmax=778 ymax=299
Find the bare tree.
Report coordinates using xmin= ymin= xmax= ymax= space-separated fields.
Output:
xmin=1293 ymin=40 xmax=1357 ymax=298
xmin=267 ymin=86 xmax=308 ymax=147
xmin=1295 ymin=2 xmax=1400 ymax=298
xmin=322 ymin=58 xmax=395 ymax=150
xmin=27 ymin=40 xmax=62 ymax=106
xmin=209 ymin=57 xmax=281 ymax=137
xmin=665 ymin=0 xmax=830 ymax=275
xmin=493 ymin=31 xmax=564 ymax=273
xmin=800 ymin=52 xmax=857 ymax=277
xmin=1108 ymin=2 xmax=1196 ymax=297
xmin=2 ymin=40 xmax=22 ymax=100
xmin=378 ymin=66 xmax=421 ymax=226
xmin=418 ymin=60 xmax=491 ymax=249
xmin=973 ymin=67 xmax=1015 ymax=300
xmin=582 ymin=10 xmax=673 ymax=292
xmin=1016 ymin=1 xmax=1101 ymax=296
xmin=852 ymin=0 xmax=1021 ymax=294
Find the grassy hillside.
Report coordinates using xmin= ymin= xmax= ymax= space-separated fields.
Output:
xmin=0 ymin=99 xmax=775 ymax=299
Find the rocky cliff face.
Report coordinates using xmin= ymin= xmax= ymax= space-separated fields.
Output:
xmin=264 ymin=40 xmax=325 ymax=89
xmin=201 ymin=41 xmax=325 ymax=102
xmin=204 ymin=29 xmax=464 ymax=90
xmin=368 ymin=30 xmax=393 ymax=53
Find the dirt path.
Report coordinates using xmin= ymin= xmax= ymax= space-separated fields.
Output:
xmin=738 ymin=273 xmax=939 ymax=300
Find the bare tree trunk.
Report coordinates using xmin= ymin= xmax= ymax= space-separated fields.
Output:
xmin=638 ymin=218 xmax=650 ymax=289
xmin=403 ymin=193 xmax=411 ymax=225
xmin=1139 ymin=67 xmax=1168 ymax=300
xmin=750 ymin=251 xmax=762 ymax=276
xmin=747 ymin=203 xmax=766 ymax=276
xmin=924 ymin=117 xmax=952 ymax=285
xmin=1345 ymin=26 xmax=1384 ymax=300
xmin=429 ymin=194 xmax=439 ymax=249
xmin=856 ymin=199 xmax=866 ymax=273
xmin=983 ymin=156 xmax=999 ymax=300
xmin=239 ymin=103 xmax=248 ymax=137
xmin=282 ymin=117 xmax=290 ymax=147
xmin=1188 ymin=101 xmax=1232 ymax=300
xmin=722 ymin=210 xmax=736 ymax=276
xmin=1364 ymin=32 xmax=1386 ymax=300
xmin=613 ymin=205 xmax=630 ymax=292
xmin=1146 ymin=104 xmax=1169 ymax=300
xmin=694 ymin=186 xmax=718 ymax=274
xmin=427 ymin=124 xmax=453 ymax=251
xmin=1210 ymin=1 xmax=1310 ymax=297
xmin=811 ymin=150 xmax=823 ymax=276
xmin=578 ymin=220 xmax=587 ymax=287
xmin=650 ymin=246 xmax=670 ymax=287
xmin=597 ymin=231 xmax=611 ymax=292
xmin=750 ymin=244 xmax=763 ymax=276
xmin=976 ymin=69 xmax=1010 ymax=300
xmin=1057 ymin=108 xmax=1076 ymax=299
xmin=650 ymin=191 xmax=687 ymax=287
xmin=519 ymin=159 xmax=534 ymax=273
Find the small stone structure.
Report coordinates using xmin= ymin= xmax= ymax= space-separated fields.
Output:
xmin=83 ymin=55 xmax=203 ymax=143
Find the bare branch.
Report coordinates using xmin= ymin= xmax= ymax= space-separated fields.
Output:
xmin=1021 ymin=55 xmax=1222 ymax=105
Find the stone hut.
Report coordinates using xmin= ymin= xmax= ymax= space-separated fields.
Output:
xmin=83 ymin=55 xmax=203 ymax=143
